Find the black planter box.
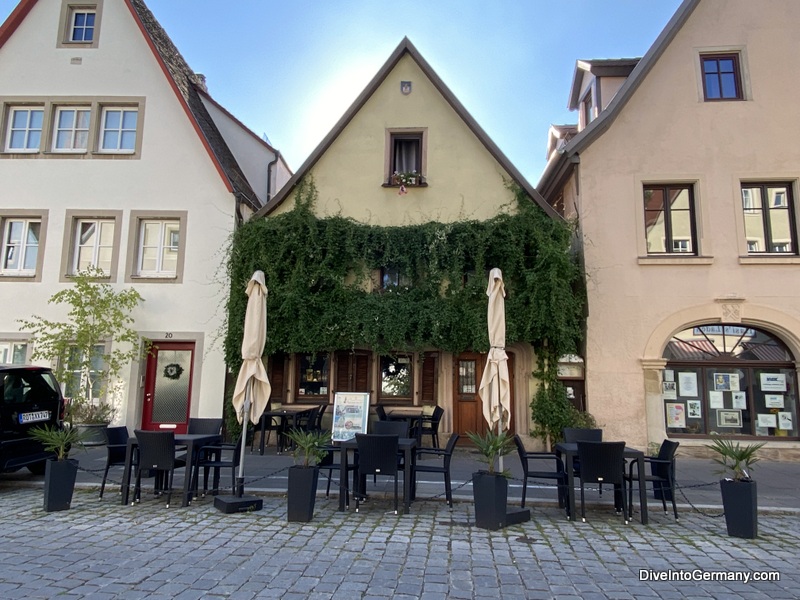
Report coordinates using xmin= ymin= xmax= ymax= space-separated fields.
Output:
xmin=720 ymin=479 xmax=757 ymax=539
xmin=472 ymin=471 xmax=530 ymax=530
xmin=288 ymin=466 xmax=319 ymax=522
xmin=214 ymin=495 xmax=263 ymax=513
xmin=43 ymin=459 xmax=78 ymax=512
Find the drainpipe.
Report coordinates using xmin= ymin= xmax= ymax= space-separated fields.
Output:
xmin=266 ymin=151 xmax=281 ymax=203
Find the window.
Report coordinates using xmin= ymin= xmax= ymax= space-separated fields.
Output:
xmin=385 ymin=128 xmax=427 ymax=185
xmin=137 ymin=220 xmax=179 ymax=277
xmin=581 ymin=89 xmax=594 ymax=128
xmin=663 ymin=324 xmax=798 ymax=439
xmin=53 ymin=107 xmax=90 ymax=152
xmin=73 ymin=219 xmax=114 ymax=274
xmin=62 ymin=344 xmax=105 ymax=401
xmin=297 ymin=354 xmax=329 ymax=398
xmin=1 ymin=218 xmax=40 ymax=275
xmin=741 ymin=183 xmax=796 ymax=254
xmin=5 ymin=107 xmax=43 ymax=152
xmin=69 ymin=9 xmax=95 ymax=42
xmin=0 ymin=341 xmax=28 ymax=364
xmin=100 ymin=108 xmax=138 ymax=153
xmin=380 ymin=267 xmax=410 ymax=291
xmin=643 ymin=184 xmax=697 ymax=255
xmin=701 ymin=53 xmax=743 ymax=101
xmin=58 ymin=2 xmax=103 ymax=49
xmin=380 ymin=355 xmax=413 ymax=401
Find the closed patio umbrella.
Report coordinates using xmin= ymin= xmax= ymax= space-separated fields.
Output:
xmin=230 ymin=270 xmax=271 ymax=498
xmin=478 ymin=268 xmax=511 ymax=470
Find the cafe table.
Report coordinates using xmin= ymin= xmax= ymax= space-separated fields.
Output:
xmin=337 ymin=436 xmax=417 ymax=515
xmin=554 ymin=442 xmax=649 ymax=525
xmin=255 ymin=404 xmax=317 ymax=455
xmin=120 ymin=432 xmax=222 ymax=507
xmin=385 ymin=407 xmax=425 ymax=445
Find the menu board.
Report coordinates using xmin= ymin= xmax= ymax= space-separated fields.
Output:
xmin=331 ymin=392 xmax=370 ymax=442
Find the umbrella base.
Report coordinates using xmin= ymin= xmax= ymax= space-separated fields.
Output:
xmin=214 ymin=495 xmax=263 ymax=514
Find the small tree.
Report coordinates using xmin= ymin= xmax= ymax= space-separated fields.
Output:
xmin=18 ymin=267 xmax=147 ymax=425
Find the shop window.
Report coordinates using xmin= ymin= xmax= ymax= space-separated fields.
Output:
xmin=662 ymin=324 xmax=797 ymax=439
xmin=379 ymin=354 xmax=413 ymax=402
xmin=297 ymin=354 xmax=329 ymax=399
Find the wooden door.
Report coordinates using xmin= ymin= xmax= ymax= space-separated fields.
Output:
xmin=141 ymin=341 xmax=195 ymax=432
xmin=453 ymin=352 xmax=485 ymax=438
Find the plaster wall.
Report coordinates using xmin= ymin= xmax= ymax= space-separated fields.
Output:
xmin=574 ymin=0 xmax=800 ymax=450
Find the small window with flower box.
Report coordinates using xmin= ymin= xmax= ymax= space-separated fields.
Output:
xmin=384 ymin=128 xmax=427 ymax=190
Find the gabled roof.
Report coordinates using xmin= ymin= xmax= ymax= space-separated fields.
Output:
xmin=0 ymin=0 xmax=261 ymax=211
xmin=538 ymin=0 xmax=700 ymax=197
xmin=567 ymin=58 xmax=640 ymax=110
xmin=255 ymin=37 xmax=560 ymax=220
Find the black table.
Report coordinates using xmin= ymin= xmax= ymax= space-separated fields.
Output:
xmin=120 ymin=432 xmax=222 ymax=507
xmin=555 ymin=442 xmax=649 ymax=525
xmin=338 ymin=436 xmax=417 ymax=515
xmin=255 ymin=405 xmax=316 ymax=454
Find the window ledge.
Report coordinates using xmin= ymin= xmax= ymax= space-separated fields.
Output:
xmin=739 ymin=255 xmax=800 ymax=265
xmin=638 ymin=256 xmax=714 ymax=265
xmin=382 ymin=183 xmax=428 ymax=189
xmin=131 ymin=275 xmax=178 ymax=282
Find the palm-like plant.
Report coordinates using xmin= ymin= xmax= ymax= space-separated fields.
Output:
xmin=706 ymin=437 xmax=765 ymax=481
xmin=29 ymin=425 xmax=87 ymax=461
xmin=466 ymin=429 xmax=514 ymax=475
xmin=284 ymin=429 xmax=332 ymax=467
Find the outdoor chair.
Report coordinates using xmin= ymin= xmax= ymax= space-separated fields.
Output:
xmin=372 ymin=420 xmax=409 ymax=436
xmin=625 ymin=439 xmax=679 ymax=520
xmin=99 ymin=426 xmax=131 ymax=500
xmin=413 ymin=433 xmax=459 ymax=507
xmin=187 ymin=418 xmax=223 ymax=434
xmin=312 ymin=404 xmax=328 ymax=432
xmin=192 ymin=436 xmax=243 ymax=497
xmin=354 ymin=433 xmax=400 ymax=514
xmin=375 ymin=405 xmax=388 ymax=421
xmin=563 ymin=427 xmax=603 ymax=493
xmin=252 ymin=402 xmax=286 ymax=454
xmin=513 ymin=434 xmax=568 ymax=513
xmin=133 ymin=430 xmax=186 ymax=508
xmin=576 ymin=441 xmax=628 ymax=524
xmin=297 ymin=406 xmax=320 ymax=432
xmin=419 ymin=405 xmax=444 ymax=448
xmin=319 ymin=444 xmax=357 ymax=506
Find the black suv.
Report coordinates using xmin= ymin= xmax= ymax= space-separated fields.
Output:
xmin=0 ymin=365 xmax=66 ymax=474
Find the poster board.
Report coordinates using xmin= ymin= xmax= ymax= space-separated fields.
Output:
xmin=331 ymin=392 xmax=370 ymax=442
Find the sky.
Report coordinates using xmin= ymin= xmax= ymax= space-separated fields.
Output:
xmin=0 ymin=0 xmax=685 ymax=184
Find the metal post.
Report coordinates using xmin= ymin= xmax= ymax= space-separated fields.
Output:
xmin=236 ymin=379 xmax=251 ymax=498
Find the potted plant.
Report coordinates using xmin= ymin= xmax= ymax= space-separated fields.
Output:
xmin=28 ymin=424 xmax=87 ymax=512
xmin=18 ymin=267 xmax=147 ymax=441
xmin=467 ymin=429 xmax=528 ymax=530
xmin=706 ymin=436 xmax=765 ymax=539
xmin=284 ymin=428 xmax=332 ymax=522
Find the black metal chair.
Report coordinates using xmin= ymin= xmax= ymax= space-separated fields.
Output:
xmin=513 ymin=434 xmax=568 ymax=512
xmin=133 ymin=430 xmax=186 ymax=508
xmin=625 ymin=439 xmax=679 ymax=520
xmin=354 ymin=433 xmax=400 ymax=514
xmin=413 ymin=433 xmax=459 ymax=507
xmin=99 ymin=426 xmax=130 ymax=499
xmin=297 ymin=406 xmax=320 ymax=432
xmin=319 ymin=444 xmax=357 ymax=506
xmin=375 ymin=405 xmax=388 ymax=421
xmin=252 ymin=403 xmax=287 ymax=455
xmin=372 ymin=420 xmax=409 ymax=436
xmin=563 ymin=427 xmax=603 ymax=493
xmin=187 ymin=418 xmax=223 ymax=434
xmin=419 ymin=405 xmax=444 ymax=448
xmin=576 ymin=440 xmax=628 ymax=524
xmin=313 ymin=404 xmax=328 ymax=432
xmin=192 ymin=436 xmax=243 ymax=497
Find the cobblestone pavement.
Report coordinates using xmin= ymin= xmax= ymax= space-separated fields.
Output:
xmin=0 ymin=486 xmax=797 ymax=599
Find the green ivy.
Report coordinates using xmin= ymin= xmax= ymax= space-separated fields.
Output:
xmin=225 ymin=179 xmax=585 ymax=383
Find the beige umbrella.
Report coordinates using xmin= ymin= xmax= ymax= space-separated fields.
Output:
xmin=478 ymin=268 xmax=511 ymax=469
xmin=230 ymin=270 xmax=271 ymax=496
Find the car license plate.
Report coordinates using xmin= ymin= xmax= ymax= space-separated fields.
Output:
xmin=19 ymin=411 xmax=51 ymax=424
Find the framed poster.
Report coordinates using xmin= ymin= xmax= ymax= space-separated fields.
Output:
xmin=687 ymin=400 xmax=702 ymax=419
xmin=757 ymin=413 xmax=777 ymax=428
xmin=716 ymin=409 xmax=742 ymax=428
xmin=731 ymin=391 xmax=747 ymax=409
xmin=764 ymin=394 xmax=784 ymax=409
xmin=666 ymin=403 xmax=686 ymax=428
xmin=678 ymin=372 xmax=698 ymax=397
xmin=662 ymin=381 xmax=677 ymax=400
xmin=331 ymin=392 xmax=370 ymax=442
xmin=760 ymin=373 xmax=786 ymax=392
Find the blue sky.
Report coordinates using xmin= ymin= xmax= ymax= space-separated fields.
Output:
xmin=1 ymin=0 xmax=684 ymax=183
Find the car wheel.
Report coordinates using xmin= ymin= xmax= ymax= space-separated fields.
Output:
xmin=27 ymin=461 xmax=47 ymax=475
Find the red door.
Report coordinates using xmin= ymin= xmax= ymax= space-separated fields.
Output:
xmin=141 ymin=341 xmax=195 ymax=433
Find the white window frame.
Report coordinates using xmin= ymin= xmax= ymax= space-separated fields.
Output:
xmin=137 ymin=219 xmax=180 ymax=277
xmin=126 ymin=211 xmax=186 ymax=283
xmin=0 ymin=341 xmax=29 ymax=365
xmin=72 ymin=218 xmax=115 ymax=274
xmin=99 ymin=107 xmax=138 ymax=153
xmin=69 ymin=8 xmax=96 ymax=43
xmin=672 ymin=239 xmax=692 ymax=253
xmin=52 ymin=106 xmax=91 ymax=153
xmin=5 ymin=107 xmax=43 ymax=152
xmin=58 ymin=1 xmax=103 ymax=49
xmin=1 ymin=218 xmax=41 ymax=276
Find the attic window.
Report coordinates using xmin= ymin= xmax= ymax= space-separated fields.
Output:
xmin=701 ymin=53 xmax=743 ymax=101
xmin=58 ymin=2 xmax=103 ymax=49
xmin=384 ymin=128 xmax=427 ymax=187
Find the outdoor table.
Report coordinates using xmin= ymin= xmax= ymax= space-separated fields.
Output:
xmin=385 ymin=408 xmax=424 ymax=445
xmin=338 ymin=436 xmax=417 ymax=515
xmin=555 ymin=442 xmax=649 ymax=525
xmin=120 ymin=432 xmax=222 ymax=507
xmin=255 ymin=404 xmax=317 ymax=455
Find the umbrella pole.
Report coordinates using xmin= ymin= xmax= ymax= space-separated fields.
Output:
xmin=236 ymin=380 xmax=251 ymax=498
xmin=497 ymin=374 xmax=503 ymax=473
